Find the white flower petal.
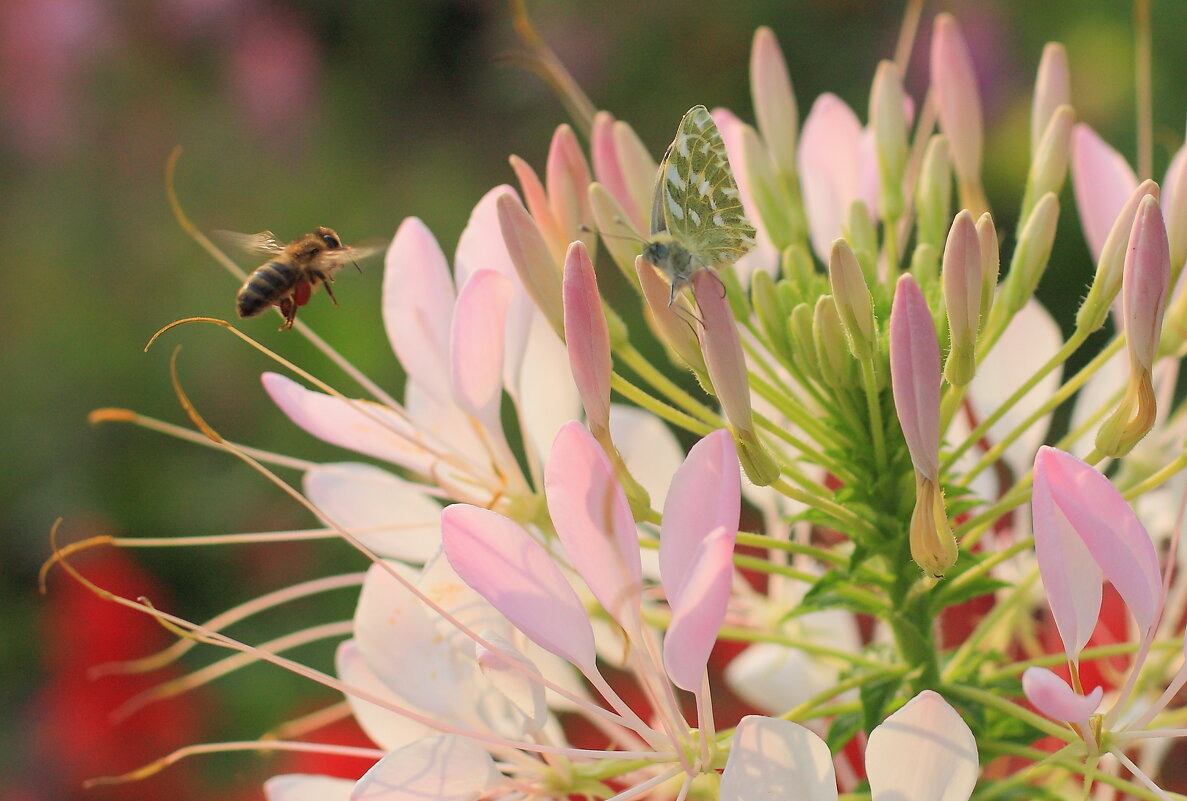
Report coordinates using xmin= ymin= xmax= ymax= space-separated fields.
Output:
xmin=866 ymin=691 xmax=979 ymax=801
xmin=336 ymin=640 xmax=432 ymax=751
xmin=266 ymin=774 xmax=355 ymax=801
xmin=352 ymin=734 xmax=496 ymax=801
xmin=720 ymin=715 xmax=837 ymax=801
xmin=609 ymin=404 xmax=684 ymax=510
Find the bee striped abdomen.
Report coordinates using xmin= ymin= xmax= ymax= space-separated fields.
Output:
xmin=237 ymin=259 xmax=299 ymax=318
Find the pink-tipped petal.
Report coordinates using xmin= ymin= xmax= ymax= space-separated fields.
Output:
xmin=450 ymin=269 xmax=512 ymax=432
xmin=1032 ymin=43 xmax=1070 ymax=158
xmin=304 ymin=462 xmax=443 ymax=562
xmin=509 ymin=155 xmax=561 ymax=258
xmin=1122 ymin=195 xmax=1171 ymax=373
xmin=660 ymin=429 xmax=740 ymax=593
xmin=866 ymin=690 xmax=979 ymax=801
xmin=1033 ymin=447 xmax=1162 ymax=642
xmin=544 ymin=422 xmax=642 ymax=622
xmin=266 ymin=775 xmax=354 ymax=801
xmin=1164 ymin=142 xmax=1187 ymax=272
xmin=890 ymin=274 xmax=942 ymax=481
xmin=591 ymin=112 xmax=631 ymax=220
xmin=930 ymin=14 xmax=984 ymax=190
xmin=262 ymin=373 xmax=430 ymax=475
xmin=1022 ymin=666 xmax=1103 ymax=727
xmin=720 ymin=716 xmax=837 ymax=801
xmin=562 ymin=241 xmax=611 ymax=431
xmin=613 ymin=120 xmax=658 ymax=234
xmin=713 ymin=108 xmax=781 ymax=283
xmin=1072 ymin=124 xmax=1138 ymax=262
xmin=351 ymin=734 xmax=495 ymax=801
xmin=497 ymin=193 xmax=565 ymax=331
xmin=441 ymin=503 xmax=598 ymax=673
xmin=546 ymin=124 xmax=594 ymax=253
xmin=383 ymin=218 xmax=456 ymax=403
xmin=798 ymin=93 xmax=864 ymax=262
xmin=663 ymin=526 xmax=736 ymax=692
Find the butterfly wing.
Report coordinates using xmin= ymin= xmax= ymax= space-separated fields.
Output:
xmin=659 ymin=106 xmax=757 ymax=267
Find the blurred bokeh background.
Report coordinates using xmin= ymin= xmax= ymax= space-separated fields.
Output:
xmin=4 ymin=0 xmax=1186 ymax=798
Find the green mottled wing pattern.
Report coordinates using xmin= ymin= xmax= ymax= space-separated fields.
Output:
xmin=652 ymin=105 xmax=757 ymax=267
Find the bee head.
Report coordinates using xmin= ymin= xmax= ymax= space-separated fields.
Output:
xmin=314 ymin=226 xmax=342 ymax=250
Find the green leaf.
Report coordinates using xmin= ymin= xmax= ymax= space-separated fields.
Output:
xmin=826 ymin=711 xmax=863 ymax=753
xmin=860 ymin=674 xmax=904 ymax=733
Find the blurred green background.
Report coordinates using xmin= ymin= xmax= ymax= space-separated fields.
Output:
xmin=4 ymin=0 xmax=1186 ymax=798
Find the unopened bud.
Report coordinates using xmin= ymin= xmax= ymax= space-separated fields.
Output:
xmin=635 ymin=257 xmax=707 ymax=373
xmin=814 ymin=295 xmax=854 ymax=389
xmin=845 ymin=200 xmax=879 ymax=283
xmin=976 ymin=213 xmax=999 ymax=327
xmin=694 ymin=270 xmax=778 ymax=486
xmin=788 ymin=302 xmax=822 ymax=382
xmin=909 ymin=242 xmax=939 ymax=292
xmin=931 ymin=14 xmax=986 ymax=215
xmin=741 ymin=124 xmax=801 ymax=250
xmin=890 ymin=274 xmax=942 ymax=482
xmin=942 ymin=211 xmax=982 ymax=387
xmin=1165 ymin=145 xmax=1187 ymax=284
xmin=1032 ymin=43 xmax=1070 ymax=159
xmin=871 ymin=60 xmax=910 ymax=221
xmin=1076 ymin=180 xmax=1159 ymax=333
xmin=916 ymin=135 xmax=953 ymax=250
xmin=828 ymin=239 xmax=877 ymax=359
xmin=589 ymin=183 xmax=645 ymax=283
xmin=1022 ymin=106 xmax=1074 ymax=224
xmin=751 ymin=269 xmax=793 ymax=363
xmin=750 ymin=26 xmax=799 ymax=176
xmin=910 ymin=473 xmax=958 ymax=578
xmin=999 ymin=192 xmax=1059 ymax=316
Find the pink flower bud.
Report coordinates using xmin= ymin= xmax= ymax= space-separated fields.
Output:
xmin=1076 ymin=179 xmax=1158 ymax=333
xmin=1031 ymin=43 xmax=1070 ymax=159
xmin=890 ymin=274 xmax=941 ymax=481
xmin=750 ymin=26 xmax=798 ymax=176
xmin=942 ymin=210 xmax=982 ymax=386
xmin=975 ymin=212 xmax=999 ymax=326
xmin=635 ymin=257 xmax=706 ymax=374
xmin=546 ymin=124 xmax=595 ymax=258
xmin=693 ymin=269 xmax=778 ymax=485
xmin=930 ymin=14 xmax=985 ymax=213
xmin=562 ymin=241 xmax=611 ymax=434
xmin=870 ymin=60 xmax=909 ymax=220
xmin=509 ymin=154 xmax=562 ymax=262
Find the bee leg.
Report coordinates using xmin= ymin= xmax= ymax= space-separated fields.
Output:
xmin=279 ymin=297 xmax=297 ymax=330
xmin=321 ymin=279 xmax=339 ymax=307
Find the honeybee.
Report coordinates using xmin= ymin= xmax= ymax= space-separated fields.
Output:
xmin=221 ymin=226 xmax=374 ymax=329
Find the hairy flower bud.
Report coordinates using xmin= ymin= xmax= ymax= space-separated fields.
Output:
xmin=976 ymin=212 xmax=999 ymax=327
xmin=1022 ymin=106 xmax=1074 ymax=224
xmin=828 ymin=239 xmax=877 ymax=360
xmin=999 ymin=192 xmax=1059 ymax=317
xmin=916 ymin=135 xmax=953 ymax=251
xmin=1076 ymin=179 xmax=1159 ymax=334
xmin=910 ymin=473 xmax=958 ymax=578
xmin=814 ymin=295 xmax=854 ymax=389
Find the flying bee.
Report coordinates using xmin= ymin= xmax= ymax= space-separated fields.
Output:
xmin=220 ymin=226 xmax=376 ymax=329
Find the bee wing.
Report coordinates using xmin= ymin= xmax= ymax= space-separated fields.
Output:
xmin=215 ymin=230 xmax=287 ymax=257
xmin=313 ymin=244 xmax=383 ymax=271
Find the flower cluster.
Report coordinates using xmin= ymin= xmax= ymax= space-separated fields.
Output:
xmin=63 ymin=7 xmax=1187 ymax=801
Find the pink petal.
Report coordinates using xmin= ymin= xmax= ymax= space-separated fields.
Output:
xmin=889 ymin=274 xmax=941 ymax=481
xmin=262 ymin=372 xmax=430 ymax=475
xmin=1033 ymin=447 xmax=1162 ymax=642
xmin=450 ymin=269 xmax=512 ymax=431
xmin=720 ymin=716 xmax=837 ymax=801
xmin=713 ymin=108 xmax=781 ymax=283
xmin=562 ymin=241 xmax=611 ymax=431
xmin=544 ymin=422 xmax=642 ymax=623
xmin=866 ymin=690 xmax=979 ymax=801
xmin=497 ymin=193 xmax=564 ymax=332
xmin=663 ymin=526 xmax=736 ymax=692
xmin=1072 ymin=124 xmax=1138 ymax=262
xmin=1122 ymin=195 xmax=1171 ymax=372
xmin=453 ymin=186 xmax=534 ymax=396
xmin=930 ymin=14 xmax=984 ymax=189
xmin=591 ymin=112 xmax=632 ymax=223
xmin=1022 ymin=666 xmax=1103 ymax=727
xmin=660 ymin=429 xmax=740 ymax=599
xmin=1164 ymin=142 xmax=1187 ymax=270
xmin=382 ymin=218 xmax=456 ymax=404
xmin=266 ymin=775 xmax=354 ymax=801
xmin=612 ymin=119 xmax=658 ymax=234
xmin=351 ymin=734 xmax=495 ymax=801
xmin=509 ymin=156 xmax=561 ymax=258
xmin=798 ymin=93 xmax=864 ymax=262
xmin=441 ymin=503 xmax=598 ymax=673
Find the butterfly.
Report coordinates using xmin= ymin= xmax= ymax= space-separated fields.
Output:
xmin=641 ymin=105 xmax=757 ymax=305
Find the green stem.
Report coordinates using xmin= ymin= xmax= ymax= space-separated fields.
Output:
xmin=1123 ymin=451 xmax=1187 ymax=500
xmin=616 ymin=344 xmax=720 ymax=427
xmin=732 ymin=555 xmax=886 ymax=612
xmin=943 ymin=683 xmax=1073 ymax=741
xmin=746 ymin=365 xmax=837 ymax=445
xmin=768 ymin=478 xmax=877 ymax=537
xmin=753 ymin=412 xmax=855 ymax=484
xmin=943 ymin=566 xmax=1038 ymax=681
xmin=938 ymin=383 xmax=967 ymax=436
xmin=987 ymin=639 xmax=1182 ymax=682
xmin=944 ymin=327 xmax=1088 ymax=472
xmin=978 ymin=741 xmax=1172 ymax=801
xmin=734 ymin=532 xmax=849 ymax=567
xmin=860 ymin=358 xmax=889 ymax=469
xmin=715 ymin=626 xmax=887 ymax=670
xmin=609 ymin=373 xmax=713 ymax=435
